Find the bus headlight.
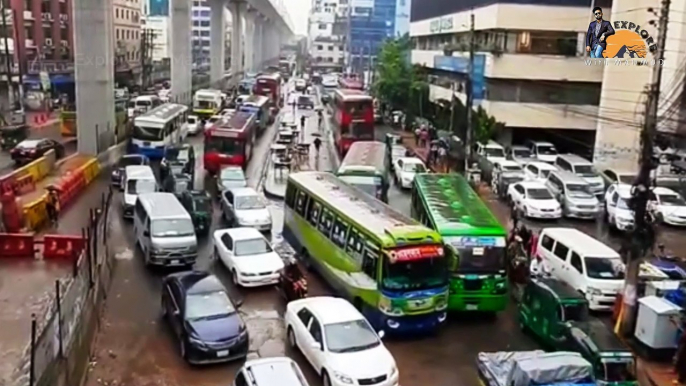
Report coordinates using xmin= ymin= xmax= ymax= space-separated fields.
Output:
xmin=379 ymin=297 xmax=403 ymax=316
xmin=435 ymin=295 xmax=448 ymax=311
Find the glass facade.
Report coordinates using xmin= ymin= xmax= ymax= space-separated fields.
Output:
xmin=149 ymin=0 xmax=169 ymax=16
xmin=349 ymin=0 xmax=396 ymax=71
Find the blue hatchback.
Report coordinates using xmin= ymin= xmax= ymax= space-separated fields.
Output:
xmin=161 ymin=271 xmax=249 ymax=364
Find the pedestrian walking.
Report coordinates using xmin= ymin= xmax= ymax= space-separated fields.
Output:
xmin=317 ymin=109 xmax=323 ymax=128
xmin=300 ymin=115 xmax=306 ymax=130
xmin=45 ymin=188 xmax=60 ymax=228
xmin=414 ymin=127 xmax=421 ymax=146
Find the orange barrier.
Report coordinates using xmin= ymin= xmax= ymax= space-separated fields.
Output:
xmin=0 ymin=173 xmax=17 ymax=194
xmin=42 ymin=235 xmax=86 ymax=261
xmin=14 ymin=174 xmax=36 ymax=195
xmin=0 ymin=233 xmax=35 ymax=258
xmin=55 ymin=170 xmax=86 ymax=208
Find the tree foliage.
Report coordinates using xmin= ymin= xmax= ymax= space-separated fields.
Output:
xmin=472 ymin=106 xmax=504 ymax=144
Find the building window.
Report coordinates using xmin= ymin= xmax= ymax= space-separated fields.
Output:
xmin=61 ymin=27 xmax=68 ymax=41
xmin=116 ymin=28 xmax=119 ymax=40
xmin=41 ymin=0 xmax=49 ymax=13
xmin=326 ymin=57 xmax=333 ymax=62
xmin=316 ymin=45 xmax=323 ymax=50
xmin=193 ymin=30 xmax=199 ymax=36
xmin=59 ymin=2 xmax=66 ymax=14
xmin=200 ymin=20 xmax=209 ymax=27
xmin=328 ymin=46 xmax=333 ymax=51
xmin=43 ymin=27 xmax=51 ymax=40
xmin=193 ymin=20 xmax=199 ymax=26
xmin=200 ymin=30 xmax=209 ymax=37
xmin=318 ymin=23 xmax=326 ymax=30
xmin=200 ymin=10 xmax=210 ymax=17
xmin=115 ymin=8 xmax=119 ymax=19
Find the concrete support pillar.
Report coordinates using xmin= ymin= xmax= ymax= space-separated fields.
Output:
xmin=171 ymin=0 xmax=192 ymax=104
xmin=210 ymin=0 xmax=226 ymax=86
xmin=253 ymin=17 xmax=263 ymax=70
xmin=229 ymin=1 xmax=245 ymax=83
xmin=73 ymin=0 xmax=115 ymax=155
xmin=244 ymin=8 xmax=257 ymax=73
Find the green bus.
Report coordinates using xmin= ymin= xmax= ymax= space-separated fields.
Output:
xmin=410 ymin=173 xmax=508 ymax=313
xmin=284 ymin=172 xmax=449 ymax=335
xmin=336 ymin=141 xmax=389 ymax=202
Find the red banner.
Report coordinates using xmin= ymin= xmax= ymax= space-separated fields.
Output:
xmin=0 ymin=233 xmax=35 ymax=259
xmin=388 ymin=245 xmax=444 ymax=263
xmin=42 ymin=235 xmax=85 ymax=261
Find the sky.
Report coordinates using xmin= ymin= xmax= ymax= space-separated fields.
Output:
xmin=286 ymin=0 xmax=311 ymax=36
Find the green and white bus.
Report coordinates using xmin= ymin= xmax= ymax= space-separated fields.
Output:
xmin=284 ymin=172 xmax=449 ymax=334
xmin=336 ymin=141 xmax=389 ymax=202
xmin=411 ymin=173 xmax=508 ymax=313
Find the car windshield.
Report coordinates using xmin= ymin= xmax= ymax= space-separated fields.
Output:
xmin=127 ymin=179 xmax=156 ymax=195
xmin=527 ymin=188 xmax=553 ymax=200
xmin=193 ymin=197 xmax=211 ymax=212
xmin=403 ymin=162 xmax=426 ymax=173
xmin=455 ymin=246 xmax=506 ymax=273
xmin=165 ymin=148 xmax=189 ymax=162
xmin=324 ymin=319 xmax=380 ymax=353
xmin=574 ymin=164 xmax=597 ymax=177
xmin=221 ymin=168 xmax=246 ymax=181
xmin=659 ymin=194 xmax=686 ymax=206
xmin=382 ymin=254 xmax=448 ymax=291
xmin=602 ymin=359 xmax=636 ymax=383
xmin=234 ymin=238 xmax=272 ymax=256
xmin=561 ymin=303 xmax=588 ymax=322
xmin=127 ymin=101 xmax=135 ymax=108
xmin=184 ymin=291 xmax=235 ymax=321
xmin=188 ymin=117 xmax=197 ymax=124
xmin=618 ymin=174 xmax=636 ymax=184
xmin=567 ymin=184 xmax=594 ymax=198
xmin=537 ymin=145 xmax=557 ymax=155
xmin=235 ymin=195 xmax=266 ymax=210
xmin=584 ymin=257 xmax=625 ymax=279
xmin=133 ymin=125 xmax=162 ymax=141
xmin=118 ymin=156 xmax=144 ymax=167
xmin=485 ymin=147 xmax=505 ymax=158
xmin=514 ymin=149 xmax=532 ymax=158
xmin=151 ymin=218 xmax=195 ymax=237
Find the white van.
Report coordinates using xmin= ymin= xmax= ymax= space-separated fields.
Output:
xmin=537 ymin=228 xmax=625 ymax=311
xmin=134 ymin=192 xmax=198 ymax=267
xmin=554 ymin=154 xmax=604 ymax=198
xmin=122 ymin=165 xmax=157 ymax=218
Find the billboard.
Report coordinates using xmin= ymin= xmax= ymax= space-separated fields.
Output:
xmin=410 ymin=0 xmax=595 ymax=22
xmin=149 ymin=0 xmax=169 ymax=16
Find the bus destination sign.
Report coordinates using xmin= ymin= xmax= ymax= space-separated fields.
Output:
xmin=389 ymin=245 xmax=443 ymax=263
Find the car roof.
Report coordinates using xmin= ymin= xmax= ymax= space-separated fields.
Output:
xmin=224 ymin=227 xmax=267 ymax=241
xmin=19 ymin=139 xmax=42 ymax=147
xmin=244 ymin=357 xmax=306 ymax=386
xmin=292 ymin=296 xmax=362 ymax=324
xmin=169 ymin=271 xmax=225 ymax=294
xmin=518 ymin=180 xmax=548 ymax=189
xmin=511 ymin=145 xmax=529 ymax=150
xmin=229 ymin=187 xmax=258 ymax=196
xmin=497 ymin=160 xmax=520 ymax=166
xmin=529 ymin=140 xmax=555 ymax=146
xmin=653 ymin=186 xmax=678 ymax=195
xmin=525 ymin=161 xmax=557 ymax=170
xmin=541 ymin=228 xmax=619 ymax=258
xmin=125 ymin=165 xmax=155 ymax=178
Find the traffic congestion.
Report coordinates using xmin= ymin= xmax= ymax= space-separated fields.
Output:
xmin=81 ymin=62 xmax=686 ymax=386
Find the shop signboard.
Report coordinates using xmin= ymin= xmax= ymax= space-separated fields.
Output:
xmin=433 ymin=54 xmax=485 ymax=100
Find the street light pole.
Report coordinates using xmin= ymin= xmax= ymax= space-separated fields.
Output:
xmin=464 ymin=11 xmax=475 ymax=174
xmin=1 ymin=0 xmax=14 ymax=108
xmin=620 ymin=0 xmax=670 ymax=337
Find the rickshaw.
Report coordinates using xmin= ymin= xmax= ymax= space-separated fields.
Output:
xmin=178 ymin=190 xmax=212 ymax=235
xmin=0 ymin=124 xmax=29 ymax=150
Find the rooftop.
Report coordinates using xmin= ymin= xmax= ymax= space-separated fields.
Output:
xmin=541 ymin=228 xmax=618 ymax=258
xmin=292 ymin=297 xmax=363 ymax=325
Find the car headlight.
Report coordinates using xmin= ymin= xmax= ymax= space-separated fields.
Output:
xmin=587 ymin=287 xmax=602 ymax=296
xmin=241 ymin=271 xmax=257 ymax=277
xmin=188 ymin=336 xmax=207 ymax=348
xmin=112 ymin=169 xmax=120 ymax=176
xmin=390 ymin=366 xmax=398 ymax=377
xmin=332 ymin=371 xmax=353 ymax=384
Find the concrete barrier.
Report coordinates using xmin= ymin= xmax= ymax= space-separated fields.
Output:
xmin=96 ymin=142 xmax=127 ymax=169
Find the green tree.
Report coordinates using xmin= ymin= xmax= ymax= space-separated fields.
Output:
xmin=472 ymin=106 xmax=504 ymax=144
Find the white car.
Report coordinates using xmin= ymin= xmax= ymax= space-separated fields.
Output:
xmin=322 ymin=76 xmax=338 ymax=88
xmin=523 ymin=161 xmax=558 ymax=183
xmin=394 ymin=157 xmax=427 ymax=189
xmin=221 ymin=187 xmax=272 ymax=231
xmin=206 ymin=115 xmax=224 ymax=129
xmin=187 ymin=115 xmax=200 ymax=135
xmin=213 ymin=227 xmax=284 ymax=287
xmin=651 ymin=186 xmax=686 ymax=226
xmin=506 ymin=181 xmax=562 ymax=219
xmin=604 ymin=183 xmax=634 ymax=231
xmin=285 ymin=297 xmax=399 ymax=386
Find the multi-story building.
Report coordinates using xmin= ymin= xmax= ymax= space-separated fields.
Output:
xmin=307 ymin=0 xmax=347 ymax=72
xmin=114 ymin=0 xmax=142 ymax=85
xmin=192 ymin=0 xmax=211 ymax=70
xmin=348 ymin=0 xmax=396 ymax=72
xmin=410 ymin=0 xmax=612 ymax=154
xmin=142 ymin=15 xmax=169 ymax=62
xmin=10 ymin=0 xmax=74 ymax=94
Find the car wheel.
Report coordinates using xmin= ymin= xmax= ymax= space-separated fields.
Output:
xmin=322 ymin=371 xmax=332 ymax=386
xmin=287 ymin=327 xmax=297 ymax=349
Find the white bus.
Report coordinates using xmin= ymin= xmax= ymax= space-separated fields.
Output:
xmin=193 ymin=89 xmax=224 ymax=119
xmin=127 ymin=95 xmax=162 ymax=118
xmin=132 ymin=103 xmax=189 ymax=159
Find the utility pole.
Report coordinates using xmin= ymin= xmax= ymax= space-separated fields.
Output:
xmin=1 ymin=0 xmax=13 ymax=109
xmin=620 ymin=0 xmax=670 ymax=337
xmin=140 ymin=28 xmax=155 ymax=90
xmin=464 ymin=11 xmax=475 ymax=173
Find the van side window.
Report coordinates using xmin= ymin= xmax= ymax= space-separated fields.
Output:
xmin=570 ymin=252 xmax=583 ymax=273
xmin=346 ymin=229 xmax=364 ymax=265
xmin=527 ymin=164 xmax=538 ymax=175
xmin=553 ymin=242 xmax=569 ymax=260
xmin=285 ymin=184 xmax=297 ymax=208
xmin=318 ymin=209 xmax=334 ymax=237
xmin=307 ymin=200 xmax=322 ymax=226
xmin=331 ymin=216 xmax=350 ymax=249
xmin=295 ymin=190 xmax=309 ymax=216
xmin=541 ymin=235 xmax=555 ymax=251
xmin=221 ymin=233 xmax=233 ymax=250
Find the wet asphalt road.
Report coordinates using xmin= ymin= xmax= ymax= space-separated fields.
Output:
xmin=83 ymin=87 xmax=686 ymax=386
xmin=0 ymin=120 xmax=76 ymax=175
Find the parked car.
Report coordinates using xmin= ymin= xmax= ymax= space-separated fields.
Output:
xmin=474 ymin=140 xmax=507 ymax=183
xmin=11 ymin=138 xmax=64 ymax=164
xmin=285 ymin=297 xmax=399 ymax=386
xmin=394 ymin=157 xmax=427 ymax=189
xmin=599 ymin=168 xmax=637 ymax=188
xmin=161 ymin=271 xmax=248 ymax=364
xmin=507 ymin=145 xmax=535 ymax=165
xmin=178 ymin=190 xmax=213 ymax=235
xmin=111 ymin=154 xmax=149 ymax=189
xmin=603 ymin=183 xmax=635 ymax=231
xmin=220 ymin=187 xmax=272 ymax=231
xmin=523 ymin=161 xmax=558 ymax=183
xmin=297 ymin=95 xmax=315 ymax=109
xmin=491 ymin=160 xmax=524 ymax=198
xmin=161 ymin=144 xmax=195 ymax=181
xmin=650 ymin=186 xmax=686 ymax=226
xmin=213 ymin=227 xmax=284 ymax=287
xmin=187 ymin=115 xmax=200 ymax=135
xmin=234 ymin=357 xmax=311 ymax=386
xmin=554 ymin=154 xmax=604 ymax=198
xmin=524 ymin=140 xmax=558 ymax=164
xmin=546 ymin=170 xmax=601 ymax=220
xmin=216 ymin=165 xmax=248 ymax=194
xmin=388 ymin=145 xmax=407 ymax=172
xmin=507 ymin=181 xmax=562 ymax=220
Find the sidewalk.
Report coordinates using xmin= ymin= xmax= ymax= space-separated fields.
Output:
xmin=0 ymin=173 xmax=111 ymax=385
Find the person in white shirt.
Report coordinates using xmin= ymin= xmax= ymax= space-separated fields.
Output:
xmin=530 ymin=255 xmax=551 ymax=277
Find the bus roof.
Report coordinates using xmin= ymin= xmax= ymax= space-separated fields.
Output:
xmin=414 ymin=174 xmax=505 ymax=236
xmin=209 ymin=111 xmax=255 ymax=136
xmin=257 ymin=73 xmax=280 ymax=81
xmin=135 ymin=103 xmax=187 ymax=123
xmin=334 ymin=89 xmax=372 ymax=102
xmin=289 ymin=172 xmax=440 ymax=246
xmin=242 ymin=95 xmax=270 ymax=105
xmin=195 ymin=89 xmax=222 ymax=96
xmin=338 ymin=141 xmax=386 ymax=174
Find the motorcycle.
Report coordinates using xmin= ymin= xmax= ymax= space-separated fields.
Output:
xmin=277 ymin=262 xmax=308 ymax=302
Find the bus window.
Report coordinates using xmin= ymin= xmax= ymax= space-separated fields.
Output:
xmin=331 ymin=216 xmax=350 ymax=249
xmin=318 ymin=209 xmax=334 ymax=237
xmin=308 ymin=200 xmax=322 ymax=226
xmin=285 ymin=185 xmax=296 ymax=208
xmin=346 ymin=229 xmax=364 ymax=265
xmin=362 ymin=248 xmax=378 ymax=279
xmin=296 ymin=190 xmax=309 ymax=216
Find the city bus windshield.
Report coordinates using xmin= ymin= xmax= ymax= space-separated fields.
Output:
xmin=601 ymin=358 xmax=636 ymax=383
xmin=382 ymin=254 xmax=448 ymax=291
xmin=205 ymin=136 xmax=244 ymax=155
xmin=133 ymin=125 xmax=163 ymax=141
xmin=338 ymin=175 xmax=383 ymax=198
xmin=444 ymin=236 xmax=507 ymax=273
xmin=194 ymin=100 xmax=216 ymax=110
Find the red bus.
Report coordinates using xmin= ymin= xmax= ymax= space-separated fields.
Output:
xmin=204 ymin=111 xmax=257 ymax=173
xmin=254 ymin=73 xmax=282 ymax=108
xmin=338 ymin=76 xmax=364 ymax=91
xmin=331 ymin=89 xmax=375 ymax=156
